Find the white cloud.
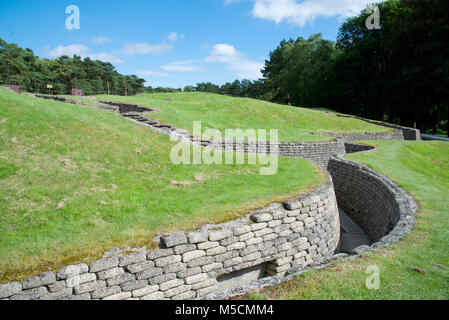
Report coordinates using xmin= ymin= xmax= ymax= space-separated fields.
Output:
xmin=168 ymin=33 xmax=178 ymax=42
xmin=136 ymin=70 xmax=169 ymax=77
xmin=44 ymin=44 xmax=123 ymax=63
xmin=88 ymin=53 xmax=123 ymax=64
xmin=47 ymin=44 xmax=90 ymax=57
xmin=168 ymin=32 xmax=185 ymax=42
xmin=91 ymin=36 xmax=114 ymax=45
xmin=207 ymin=44 xmax=240 ymax=60
xmin=160 ymin=60 xmax=201 ymax=72
xmin=120 ymin=42 xmax=173 ymax=56
xmin=206 ymin=44 xmax=263 ymax=79
xmin=250 ymin=0 xmax=374 ymax=26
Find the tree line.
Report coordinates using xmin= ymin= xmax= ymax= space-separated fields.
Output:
xmin=184 ymin=0 xmax=448 ymax=136
xmin=1 ymin=0 xmax=447 ymax=136
xmin=0 ymin=39 xmax=146 ymax=96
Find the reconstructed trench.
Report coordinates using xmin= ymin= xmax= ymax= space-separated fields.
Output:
xmin=0 ymin=97 xmax=419 ymax=300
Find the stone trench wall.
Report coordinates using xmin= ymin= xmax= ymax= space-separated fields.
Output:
xmin=329 ymin=112 xmax=422 ymax=141
xmin=86 ymin=100 xmax=417 ymax=169
xmin=356 ymin=119 xmax=422 ymax=141
xmin=312 ymin=130 xmax=405 ymax=142
xmin=327 ymin=156 xmax=416 ymax=242
xmin=207 ymin=139 xmax=346 ymax=168
xmin=0 ymin=178 xmax=340 ymax=300
xmin=202 ymin=155 xmax=417 ymax=300
xmin=344 ymin=142 xmax=376 ymax=154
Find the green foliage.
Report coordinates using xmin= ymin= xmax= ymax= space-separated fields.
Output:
xmin=217 ymin=0 xmax=447 ymax=136
xmin=177 ymin=1 xmax=448 ymax=136
xmin=263 ymin=34 xmax=336 ymax=107
xmin=147 ymin=86 xmax=182 ymax=93
xmin=0 ymin=39 xmax=145 ymax=96
xmin=196 ymin=82 xmax=220 ymax=93
xmin=332 ymin=0 xmax=448 ymax=135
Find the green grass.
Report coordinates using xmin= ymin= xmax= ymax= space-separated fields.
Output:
xmin=244 ymin=140 xmax=449 ymax=299
xmin=0 ymin=88 xmax=324 ymax=282
xmin=96 ymin=92 xmax=390 ymax=142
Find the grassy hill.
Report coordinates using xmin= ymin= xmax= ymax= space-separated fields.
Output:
xmin=0 ymin=88 xmax=324 ymax=282
xmin=97 ymin=92 xmax=390 ymax=141
xmin=2 ymin=88 xmax=446 ymax=300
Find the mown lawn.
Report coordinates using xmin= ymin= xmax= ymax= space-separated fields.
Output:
xmin=244 ymin=140 xmax=449 ymax=300
xmin=0 ymin=88 xmax=324 ymax=282
xmin=97 ymin=92 xmax=390 ymax=142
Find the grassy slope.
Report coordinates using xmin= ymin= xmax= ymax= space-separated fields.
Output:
xmin=97 ymin=92 xmax=389 ymax=142
xmin=246 ymin=140 xmax=449 ymax=300
xmin=0 ymin=88 xmax=324 ymax=282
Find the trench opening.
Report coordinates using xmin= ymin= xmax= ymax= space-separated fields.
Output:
xmin=336 ymin=208 xmax=372 ymax=253
xmin=216 ymin=264 xmax=267 ymax=291
xmin=99 ymin=100 xmax=154 ymax=114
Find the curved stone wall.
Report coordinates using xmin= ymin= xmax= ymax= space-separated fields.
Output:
xmin=202 ymin=156 xmax=418 ymax=300
xmin=328 ymin=156 xmax=416 ymax=242
xmin=0 ymin=177 xmax=339 ymax=300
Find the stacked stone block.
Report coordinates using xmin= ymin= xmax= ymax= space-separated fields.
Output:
xmin=312 ymin=130 xmax=405 ymax=142
xmin=206 ymin=139 xmax=346 ymax=168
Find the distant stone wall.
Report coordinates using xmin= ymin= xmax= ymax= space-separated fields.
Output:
xmin=3 ymin=85 xmax=22 ymax=93
xmin=0 ymin=177 xmax=339 ymax=300
xmin=34 ymin=94 xmax=85 ymax=105
xmin=98 ymin=100 xmax=154 ymax=114
xmin=358 ymin=119 xmax=422 ymax=141
xmin=328 ymin=156 xmax=416 ymax=242
xmin=312 ymin=130 xmax=405 ymax=142
xmin=332 ymin=113 xmax=422 ymax=141
xmin=208 ymin=139 xmax=346 ymax=168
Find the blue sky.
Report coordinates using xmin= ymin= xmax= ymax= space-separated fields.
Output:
xmin=0 ymin=0 xmax=375 ymax=88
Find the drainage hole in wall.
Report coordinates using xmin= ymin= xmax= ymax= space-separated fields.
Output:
xmin=216 ymin=264 xmax=266 ymax=291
